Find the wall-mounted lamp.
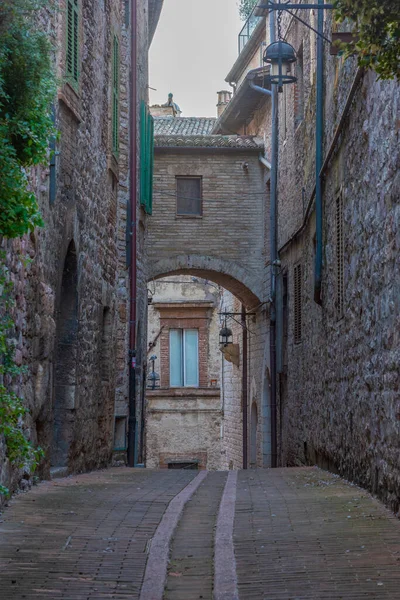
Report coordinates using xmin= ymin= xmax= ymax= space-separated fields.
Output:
xmin=219 ymin=325 xmax=233 ymax=347
xmin=147 ymin=354 xmax=160 ymax=389
xmin=263 ymin=40 xmax=297 ymax=92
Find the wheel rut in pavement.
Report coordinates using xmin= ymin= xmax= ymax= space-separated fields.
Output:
xmin=164 ymin=471 xmax=228 ymax=600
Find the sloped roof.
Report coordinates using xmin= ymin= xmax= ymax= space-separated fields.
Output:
xmin=153 ymin=117 xmax=217 ymax=136
xmin=154 ymin=135 xmax=264 ymax=150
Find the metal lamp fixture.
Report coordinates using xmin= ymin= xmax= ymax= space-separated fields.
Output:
xmin=147 ymin=355 xmax=160 ymax=389
xmin=263 ymin=40 xmax=297 ymax=92
xmin=219 ymin=325 xmax=233 ymax=347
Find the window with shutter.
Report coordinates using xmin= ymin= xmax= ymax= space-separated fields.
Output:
xmin=66 ymin=0 xmax=79 ymax=86
xmin=112 ymin=35 xmax=119 ymax=156
xmin=294 ymin=264 xmax=302 ymax=344
xmin=169 ymin=329 xmax=199 ymax=387
xmin=176 ymin=177 xmax=202 ymax=216
xmin=336 ymin=191 xmax=344 ymax=318
xmin=140 ymin=102 xmax=154 ymax=215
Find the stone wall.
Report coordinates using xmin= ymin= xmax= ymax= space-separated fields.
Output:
xmin=145 ymin=276 xmax=224 ymax=470
xmin=148 ymin=149 xmax=266 ymax=306
xmin=0 ymin=0 xmax=157 ymax=492
xmin=274 ymin=13 xmax=400 ymax=509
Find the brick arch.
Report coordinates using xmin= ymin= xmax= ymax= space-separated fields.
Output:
xmin=148 ymin=254 xmax=262 ymax=307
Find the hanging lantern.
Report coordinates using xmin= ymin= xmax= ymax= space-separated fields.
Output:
xmin=263 ymin=40 xmax=297 ymax=92
xmin=219 ymin=326 xmax=233 ymax=347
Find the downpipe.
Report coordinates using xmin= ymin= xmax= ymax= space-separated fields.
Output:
xmin=127 ymin=0 xmax=138 ymax=468
xmin=314 ymin=0 xmax=324 ymax=305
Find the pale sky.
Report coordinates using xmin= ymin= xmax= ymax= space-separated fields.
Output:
xmin=149 ymin=0 xmax=243 ymax=118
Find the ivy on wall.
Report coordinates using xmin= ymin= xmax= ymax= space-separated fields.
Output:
xmin=0 ymin=0 xmax=55 ymax=239
xmin=334 ymin=0 xmax=400 ymax=80
xmin=0 ymin=0 xmax=54 ymax=496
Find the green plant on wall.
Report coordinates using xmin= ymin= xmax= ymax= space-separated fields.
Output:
xmin=0 ymin=256 xmax=44 ymax=497
xmin=334 ymin=0 xmax=400 ymax=80
xmin=0 ymin=0 xmax=54 ymax=496
xmin=0 ymin=0 xmax=56 ymax=239
xmin=238 ymin=0 xmax=258 ymax=21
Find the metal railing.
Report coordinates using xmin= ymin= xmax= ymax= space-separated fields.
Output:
xmin=238 ymin=5 xmax=263 ymax=54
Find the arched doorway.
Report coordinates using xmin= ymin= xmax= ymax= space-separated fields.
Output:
xmin=250 ymin=402 xmax=258 ymax=467
xmin=52 ymin=240 xmax=78 ymax=468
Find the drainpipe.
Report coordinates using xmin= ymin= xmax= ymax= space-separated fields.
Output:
xmin=314 ymin=0 xmax=324 ymax=305
xmin=242 ymin=305 xmax=248 ymax=470
xmin=127 ymin=0 xmax=138 ymax=468
xmin=269 ymin=8 xmax=278 ymax=469
xmin=247 ymin=8 xmax=278 ymax=468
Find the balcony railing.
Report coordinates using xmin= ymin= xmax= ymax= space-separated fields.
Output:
xmin=238 ymin=5 xmax=263 ymax=54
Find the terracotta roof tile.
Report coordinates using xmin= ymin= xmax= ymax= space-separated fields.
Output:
xmin=154 ymin=135 xmax=264 ymax=150
xmin=153 ymin=117 xmax=217 ymax=136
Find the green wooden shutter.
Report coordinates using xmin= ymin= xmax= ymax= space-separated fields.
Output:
xmin=112 ymin=35 xmax=119 ymax=155
xmin=67 ymin=0 xmax=79 ymax=85
xmin=140 ymin=102 xmax=154 ymax=215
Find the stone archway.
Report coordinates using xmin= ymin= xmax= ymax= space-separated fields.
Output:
xmin=149 ymin=254 xmax=263 ymax=308
xmin=52 ymin=240 xmax=78 ymax=468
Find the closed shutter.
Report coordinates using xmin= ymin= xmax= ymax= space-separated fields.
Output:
xmin=336 ymin=191 xmax=344 ymax=318
xmin=67 ymin=0 xmax=79 ymax=85
xmin=294 ymin=264 xmax=302 ymax=344
xmin=140 ymin=102 xmax=154 ymax=215
xmin=176 ymin=177 xmax=202 ymax=215
xmin=112 ymin=35 xmax=119 ymax=155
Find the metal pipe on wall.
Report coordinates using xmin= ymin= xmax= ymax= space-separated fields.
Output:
xmin=314 ymin=0 xmax=324 ymax=305
xmin=269 ymin=5 xmax=278 ymax=469
xmin=242 ymin=305 xmax=248 ymax=469
xmin=127 ymin=0 xmax=138 ymax=468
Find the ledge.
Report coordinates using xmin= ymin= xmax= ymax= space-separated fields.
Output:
xmin=147 ymin=387 xmax=220 ymax=398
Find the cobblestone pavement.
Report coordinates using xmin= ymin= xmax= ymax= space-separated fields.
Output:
xmin=0 ymin=468 xmax=197 ymax=599
xmin=1 ymin=467 xmax=400 ymax=600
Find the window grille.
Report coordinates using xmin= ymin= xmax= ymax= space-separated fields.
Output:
xmin=66 ymin=0 xmax=79 ymax=85
xmin=294 ymin=264 xmax=302 ymax=344
xmin=112 ymin=35 xmax=119 ymax=155
xmin=176 ymin=177 xmax=202 ymax=216
xmin=336 ymin=191 xmax=344 ymax=318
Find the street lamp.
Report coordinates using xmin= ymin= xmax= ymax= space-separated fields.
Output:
xmin=147 ymin=355 xmax=160 ymax=389
xmin=219 ymin=325 xmax=233 ymax=347
xmin=263 ymin=40 xmax=297 ymax=92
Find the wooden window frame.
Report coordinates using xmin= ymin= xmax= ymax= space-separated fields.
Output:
xmin=66 ymin=0 xmax=79 ymax=88
xmin=176 ymin=176 xmax=203 ymax=218
xmin=169 ymin=328 xmax=199 ymax=388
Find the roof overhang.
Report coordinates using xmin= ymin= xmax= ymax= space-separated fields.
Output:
xmin=225 ymin=17 xmax=266 ymax=85
xmin=211 ymin=69 xmax=271 ymax=134
xmin=148 ymin=0 xmax=164 ymax=47
xmin=154 ymin=134 xmax=264 ymax=152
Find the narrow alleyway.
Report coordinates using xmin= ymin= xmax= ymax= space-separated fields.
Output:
xmin=1 ymin=467 xmax=400 ymax=600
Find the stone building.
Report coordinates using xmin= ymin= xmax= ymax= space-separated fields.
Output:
xmin=0 ymin=0 xmax=164 ymax=494
xmin=146 ymin=276 xmax=224 ymax=470
xmin=145 ymin=105 xmax=271 ymax=470
xmin=216 ymin=1 xmax=400 ymax=507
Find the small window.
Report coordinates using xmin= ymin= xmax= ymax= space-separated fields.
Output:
xmin=170 ymin=329 xmax=199 ymax=387
xmin=294 ymin=264 xmax=302 ymax=344
xmin=176 ymin=177 xmax=202 ymax=216
xmin=336 ymin=191 xmax=344 ymax=318
xmin=66 ymin=0 xmax=79 ymax=85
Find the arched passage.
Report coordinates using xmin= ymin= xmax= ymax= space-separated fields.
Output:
xmin=52 ymin=240 xmax=78 ymax=468
xmin=149 ymin=254 xmax=263 ymax=308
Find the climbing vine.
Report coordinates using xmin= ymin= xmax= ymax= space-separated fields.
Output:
xmin=0 ymin=0 xmax=53 ymax=496
xmin=0 ymin=0 xmax=55 ymax=239
xmin=334 ymin=0 xmax=400 ymax=80
xmin=0 ymin=256 xmax=44 ymax=497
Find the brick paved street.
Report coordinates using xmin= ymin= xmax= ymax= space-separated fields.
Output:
xmin=1 ymin=467 xmax=400 ymax=599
